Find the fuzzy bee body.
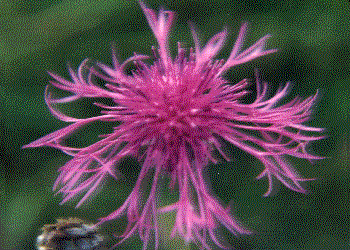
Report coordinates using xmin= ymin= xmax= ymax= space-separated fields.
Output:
xmin=36 ymin=218 xmax=104 ymax=250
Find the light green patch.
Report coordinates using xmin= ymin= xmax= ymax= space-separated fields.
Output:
xmin=158 ymin=212 xmax=192 ymax=250
xmin=0 ymin=0 xmax=136 ymax=65
xmin=0 ymin=84 xmax=54 ymax=129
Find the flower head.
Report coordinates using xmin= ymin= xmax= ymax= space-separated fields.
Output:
xmin=24 ymin=1 xmax=324 ymax=249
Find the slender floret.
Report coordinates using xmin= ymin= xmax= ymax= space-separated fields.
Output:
xmin=23 ymin=1 xmax=324 ymax=249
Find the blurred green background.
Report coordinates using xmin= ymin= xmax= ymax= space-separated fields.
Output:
xmin=1 ymin=0 xmax=349 ymax=249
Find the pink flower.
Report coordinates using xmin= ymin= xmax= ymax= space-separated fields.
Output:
xmin=23 ymin=1 xmax=324 ymax=249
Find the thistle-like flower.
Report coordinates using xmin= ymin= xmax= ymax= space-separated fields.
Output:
xmin=24 ymin=1 xmax=324 ymax=249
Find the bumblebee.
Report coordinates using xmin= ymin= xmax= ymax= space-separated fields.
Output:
xmin=36 ymin=217 xmax=104 ymax=250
